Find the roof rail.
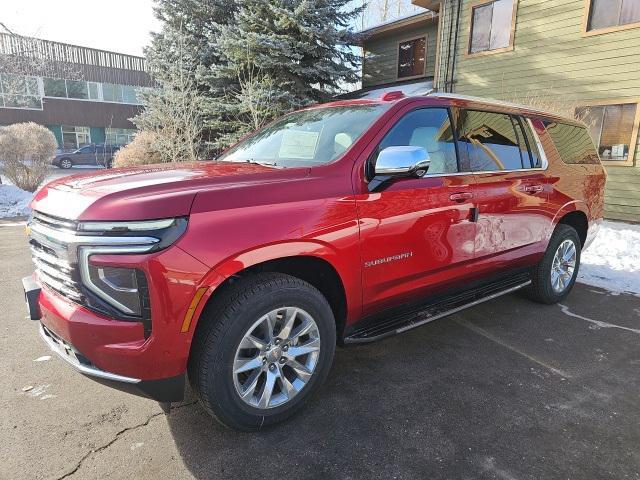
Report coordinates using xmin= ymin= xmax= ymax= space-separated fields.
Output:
xmin=424 ymin=92 xmax=568 ymax=119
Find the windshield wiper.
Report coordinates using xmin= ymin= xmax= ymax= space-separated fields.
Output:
xmin=245 ymin=159 xmax=282 ymax=168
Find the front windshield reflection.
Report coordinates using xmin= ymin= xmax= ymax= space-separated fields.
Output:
xmin=219 ymin=104 xmax=389 ymax=168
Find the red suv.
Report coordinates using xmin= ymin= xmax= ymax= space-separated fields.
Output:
xmin=23 ymin=93 xmax=606 ymax=430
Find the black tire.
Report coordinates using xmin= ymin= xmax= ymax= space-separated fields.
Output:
xmin=59 ymin=158 xmax=73 ymax=169
xmin=528 ymin=224 xmax=582 ymax=304
xmin=188 ymin=273 xmax=336 ymax=431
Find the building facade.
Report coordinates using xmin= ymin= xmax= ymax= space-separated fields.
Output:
xmin=360 ymin=0 xmax=640 ymax=222
xmin=0 ymin=33 xmax=151 ymax=151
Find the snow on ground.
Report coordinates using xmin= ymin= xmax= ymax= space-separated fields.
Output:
xmin=0 ymin=185 xmax=33 ymax=218
xmin=579 ymin=220 xmax=640 ymax=296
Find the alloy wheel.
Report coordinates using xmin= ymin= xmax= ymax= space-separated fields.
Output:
xmin=550 ymin=239 xmax=577 ymax=293
xmin=232 ymin=307 xmax=321 ymax=409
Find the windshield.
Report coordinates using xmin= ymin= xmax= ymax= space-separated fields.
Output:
xmin=218 ymin=104 xmax=390 ymax=168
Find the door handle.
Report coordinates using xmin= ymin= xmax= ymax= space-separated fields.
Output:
xmin=523 ymin=185 xmax=544 ymax=194
xmin=449 ymin=192 xmax=474 ymax=202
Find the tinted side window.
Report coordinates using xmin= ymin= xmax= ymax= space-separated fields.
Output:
xmin=542 ymin=121 xmax=600 ymax=165
xmin=457 ymin=110 xmax=523 ymax=172
xmin=378 ymin=108 xmax=459 ymax=174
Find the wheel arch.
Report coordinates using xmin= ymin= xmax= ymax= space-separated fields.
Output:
xmin=551 ymin=201 xmax=589 ymax=247
xmin=189 ymin=247 xmax=352 ymax=345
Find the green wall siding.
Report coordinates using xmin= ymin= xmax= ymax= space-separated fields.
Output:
xmin=442 ymin=0 xmax=640 ymax=222
xmin=46 ymin=125 xmax=63 ymax=148
xmin=90 ymin=126 xmax=105 ymax=145
xmin=363 ymin=21 xmax=439 ymax=87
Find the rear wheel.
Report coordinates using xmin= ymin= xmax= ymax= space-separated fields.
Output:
xmin=528 ymin=224 xmax=581 ymax=304
xmin=188 ymin=273 xmax=336 ymax=431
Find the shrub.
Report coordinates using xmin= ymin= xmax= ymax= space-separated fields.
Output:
xmin=113 ymin=131 xmax=164 ymax=168
xmin=0 ymin=122 xmax=57 ymax=192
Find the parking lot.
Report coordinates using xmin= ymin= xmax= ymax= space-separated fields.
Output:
xmin=1 ymin=223 xmax=639 ymax=480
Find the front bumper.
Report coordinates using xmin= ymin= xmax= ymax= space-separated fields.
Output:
xmin=38 ymin=315 xmax=185 ymax=402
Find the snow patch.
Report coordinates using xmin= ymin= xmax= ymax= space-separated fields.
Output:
xmin=579 ymin=220 xmax=640 ymax=296
xmin=33 ymin=356 xmax=51 ymax=362
xmin=0 ymin=184 xmax=33 ymax=218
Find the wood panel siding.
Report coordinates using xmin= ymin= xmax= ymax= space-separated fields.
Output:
xmin=362 ymin=21 xmax=439 ymax=87
xmin=0 ymin=98 xmax=139 ymax=129
xmin=446 ymin=0 xmax=640 ymax=221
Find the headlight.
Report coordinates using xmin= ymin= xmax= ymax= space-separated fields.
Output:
xmin=86 ymin=264 xmax=145 ymax=316
xmin=79 ymin=244 xmax=152 ymax=318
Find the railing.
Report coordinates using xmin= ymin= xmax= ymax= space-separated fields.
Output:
xmin=0 ymin=33 xmax=147 ymax=72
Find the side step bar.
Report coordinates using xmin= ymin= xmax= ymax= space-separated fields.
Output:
xmin=344 ymin=273 xmax=531 ymax=344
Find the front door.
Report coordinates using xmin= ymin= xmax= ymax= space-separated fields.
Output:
xmin=356 ymin=106 xmax=478 ymax=315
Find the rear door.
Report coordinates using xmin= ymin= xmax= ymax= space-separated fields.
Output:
xmin=455 ymin=108 xmax=553 ymax=262
xmin=356 ymin=106 xmax=479 ymax=315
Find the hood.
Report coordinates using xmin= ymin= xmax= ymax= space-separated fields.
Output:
xmin=31 ymin=161 xmax=306 ymax=221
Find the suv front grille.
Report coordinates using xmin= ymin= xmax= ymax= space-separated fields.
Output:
xmin=29 ymin=212 xmax=84 ymax=302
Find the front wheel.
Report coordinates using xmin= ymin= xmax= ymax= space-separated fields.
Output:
xmin=528 ymin=224 xmax=581 ymax=304
xmin=59 ymin=158 xmax=73 ymax=169
xmin=188 ymin=273 xmax=336 ymax=431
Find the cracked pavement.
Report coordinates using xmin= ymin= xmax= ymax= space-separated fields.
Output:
xmin=2 ymin=224 xmax=640 ymax=479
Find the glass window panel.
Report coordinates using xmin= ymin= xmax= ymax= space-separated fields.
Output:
xmin=598 ymin=104 xmax=637 ymax=161
xmin=26 ymin=77 xmax=40 ymax=96
xmin=397 ymin=37 xmax=426 ymax=79
xmin=102 ymin=83 xmax=123 ymax=102
xmin=489 ymin=0 xmax=513 ymax=50
xmin=43 ymin=78 xmax=67 ymax=97
xmin=620 ymin=0 xmax=640 ymax=25
xmin=378 ymin=108 xmax=459 ymax=174
xmin=589 ymin=0 xmax=623 ymax=30
xmin=66 ymin=80 xmax=89 ymax=99
xmin=121 ymin=85 xmax=138 ymax=103
xmin=457 ymin=110 xmax=523 ymax=171
xmin=88 ymin=82 xmax=100 ymax=100
xmin=576 ymin=105 xmax=605 ymax=149
xmin=470 ymin=3 xmax=493 ymax=53
xmin=543 ymin=122 xmax=600 ymax=164
xmin=1 ymin=74 xmax=28 ymax=95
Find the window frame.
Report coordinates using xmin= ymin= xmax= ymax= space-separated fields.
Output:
xmin=466 ymin=0 xmax=518 ymax=58
xmin=575 ymin=98 xmax=640 ymax=166
xmin=395 ymin=35 xmax=428 ymax=81
xmin=582 ymin=0 xmax=640 ymax=37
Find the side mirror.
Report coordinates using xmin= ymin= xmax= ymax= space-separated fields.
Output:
xmin=369 ymin=146 xmax=431 ymax=192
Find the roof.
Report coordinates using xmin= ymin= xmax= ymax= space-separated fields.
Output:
xmin=358 ymin=10 xmax=438 ymax=39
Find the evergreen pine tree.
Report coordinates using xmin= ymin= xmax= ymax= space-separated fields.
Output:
xmin=136 ymin=0 xmax=240 ymax=152
xmin=213 ymin=0 xmax=364 ymax=146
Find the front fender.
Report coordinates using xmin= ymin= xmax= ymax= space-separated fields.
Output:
xmin=187 ymin=240 xmax=362 ymax=336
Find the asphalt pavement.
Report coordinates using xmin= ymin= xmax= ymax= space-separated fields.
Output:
xmin=1 ymin=223 xmax=639 ymax=479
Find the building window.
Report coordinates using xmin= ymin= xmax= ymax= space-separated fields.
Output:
xmin=102 ymin=83 xmax=123 ymax=103
xmin=576 ymin=101 xmax=640 ymax=165
xmin=61 ymin=126 xmax=91 ymax=151
xmin=0 ymin=74 xmax=43 ymax=110
xmin=106 ymin=128 xmax=136 ymax=145
xmin=397 ymin=37 xmax=427 ymax=79
xmin=586 ymin=0 xmax=640 ymax=33
xmin=42 ymin=78 xmax=142 ymax=104
xmin=43 ymin=78 xmax=67 ymax=97
xmin=469 ymin=0 xmax=516 ymax=55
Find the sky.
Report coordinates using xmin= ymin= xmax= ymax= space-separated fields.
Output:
xmin=0 ymin=0 xmax=160 ymax=57
xmin=0 ymin=0 xmax=421 ymax=57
